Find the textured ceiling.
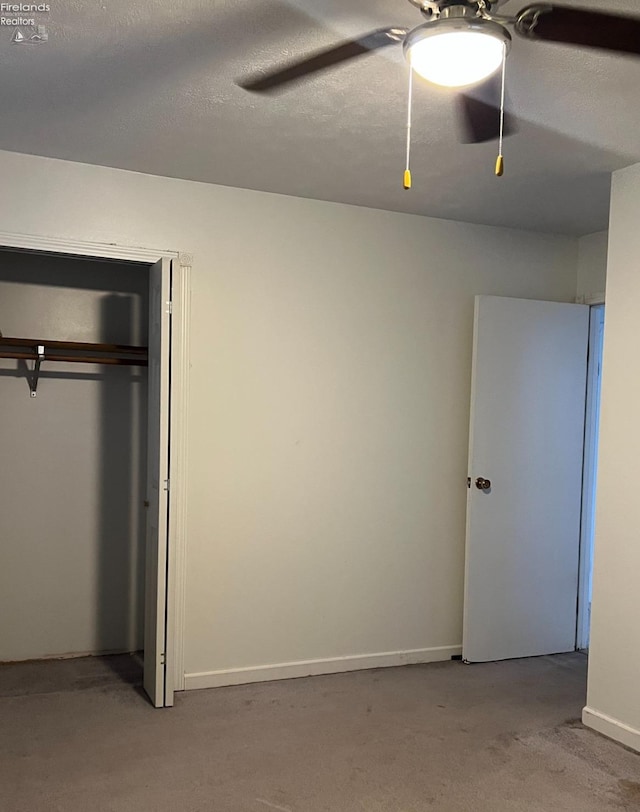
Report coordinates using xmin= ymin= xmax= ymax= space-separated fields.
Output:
xmin=0 ymin=0 xmax=638 ymax=234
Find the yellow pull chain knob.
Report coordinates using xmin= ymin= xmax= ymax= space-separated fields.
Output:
xmin=495 ymin=155 xmax=504 ymax=177
xmin=403 ymin=169 xmax=412 ymax=190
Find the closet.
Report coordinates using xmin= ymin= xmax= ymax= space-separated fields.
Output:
xmin=0 ymin=249 xmax=149 ymax=670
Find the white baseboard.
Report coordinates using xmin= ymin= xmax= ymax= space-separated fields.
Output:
xmin=583 ymin=706 xmax=640 ymax=753
xmin=184 ymin=645 xmax=462 ymax=691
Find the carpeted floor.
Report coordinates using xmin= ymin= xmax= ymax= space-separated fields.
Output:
xmin=1 ymin=651 xmax=639 ymax=811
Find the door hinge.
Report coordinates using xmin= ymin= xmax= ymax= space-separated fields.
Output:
xmin=163 ymin=478 xmax=170 ymax=492
xmin=166 ymin=300 xmax=173 ymax=315
xmin=160 ymin=652 xmax=166 ymax=665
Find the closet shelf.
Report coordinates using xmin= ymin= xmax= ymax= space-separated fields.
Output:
xmin=0 ymin=336 xmax=148 ymax=366
xmin=0 ymin=336 xmax=148 ymax=398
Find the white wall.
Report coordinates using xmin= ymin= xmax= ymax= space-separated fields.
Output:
xmin=0 ymin=150 xmax=578 ymax=685
xmin=584 ymin=162 xmax=640 ymax=752
xmin=0 ymin=251 xmax=148 ymax=661
xmin=577 ymin=231 xmax=608 ymax=303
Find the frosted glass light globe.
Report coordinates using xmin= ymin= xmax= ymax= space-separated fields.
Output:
xmin=404 ymin=19 xmax=511 ymax=88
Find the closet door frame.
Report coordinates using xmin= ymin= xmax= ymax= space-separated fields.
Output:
xmin=0 ymin=231 xmax=191 ymax=701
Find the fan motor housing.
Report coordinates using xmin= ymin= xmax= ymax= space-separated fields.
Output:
xmin=412 ymin=0 xmax=509 ymax=13
xmin=405 ymin=16 xmax=513 ymax=55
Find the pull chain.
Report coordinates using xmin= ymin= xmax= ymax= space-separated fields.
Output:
xmin=495 ymin=43 xmax=507 ymax=177
xmin=404 ymin=65 xmax=414 ymax=190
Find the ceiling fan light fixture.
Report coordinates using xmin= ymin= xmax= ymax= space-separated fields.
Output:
xmin=404 ymin=18 xmax=511 ymax=88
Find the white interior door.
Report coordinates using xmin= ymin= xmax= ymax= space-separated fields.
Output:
xmin=463 ymin=296 xmax=589 ymax=663
xmin=144 ymin=258 xmax=173 ymax=707
xmin=577 ymin=304 xmax=605 ymax=650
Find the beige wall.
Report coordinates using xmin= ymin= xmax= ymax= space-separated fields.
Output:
xmin=577 ymin=231 xmax=608 ymax=303
xmin=0 ymin=252 xmax=148 ymax=661
xmin=0 ymin=150 xmax=578 ymax=684
xmin=584 ymin=162 xmax=640 ymax=752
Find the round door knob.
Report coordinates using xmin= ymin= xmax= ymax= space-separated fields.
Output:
xmin=475 ymin=477 xmax=491 ymax=491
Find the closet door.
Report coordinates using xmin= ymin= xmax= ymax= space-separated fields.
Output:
xmin=144 ymin=258 xmax=173 ymax=708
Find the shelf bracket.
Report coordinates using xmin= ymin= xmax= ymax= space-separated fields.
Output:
xmin=29 ymin=344 xmax=45 ymax=398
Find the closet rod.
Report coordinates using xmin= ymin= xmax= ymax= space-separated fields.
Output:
xmin=0 ymin=350 xmax=147 ymax=367
xmin=0 ymin=337 xmax=147 ymax=355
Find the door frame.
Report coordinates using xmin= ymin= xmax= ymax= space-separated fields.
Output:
xmin=0 ymin=230 xmax=191 ymax=698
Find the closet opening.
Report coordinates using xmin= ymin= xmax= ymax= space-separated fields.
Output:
xmin=0 ymin=246 xmax=174 ymax=706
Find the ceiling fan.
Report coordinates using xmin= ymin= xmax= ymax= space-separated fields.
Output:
xmin=239 ymin=1 xmax=640 ymax=155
